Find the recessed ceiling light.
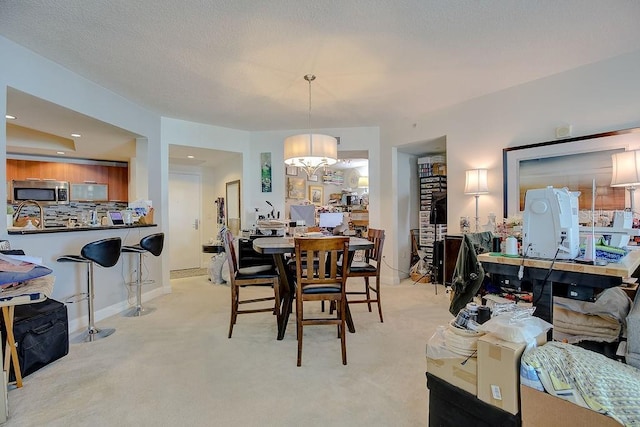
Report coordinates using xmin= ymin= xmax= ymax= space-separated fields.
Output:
xmin=187 ymin=155 xmax=194 ymax=159
xmin=5 ymin=115 xmax=16 ymax=120
xmin=56 ymin=151 xmax=65 ymax=155
xmin=71 ymin=133 xmax=81 ymax=138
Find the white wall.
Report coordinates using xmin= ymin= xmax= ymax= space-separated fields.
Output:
xmin=249 ymin=126 xmax=380 ymax=227
xmin=6 ymin=31 xmax=640 ymax=304
xmin=0 ymin=35 xmax=165 ymax=331
xmin=381 ymin=49 xmax=640 ymax=284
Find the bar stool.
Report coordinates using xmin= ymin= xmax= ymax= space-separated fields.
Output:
xmin=121 ymin=233 xmax=164 ymax=317
xmin=57 ymin=237 xmax=122 ymax=343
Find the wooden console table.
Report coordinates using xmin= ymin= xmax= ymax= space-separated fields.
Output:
xmin=477 ymin=251 xmax=640 ymax=324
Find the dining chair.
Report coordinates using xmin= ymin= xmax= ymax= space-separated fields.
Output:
xmin=294 ymin=236 xmax=349 ymax=366
xmin=345 ymin=228 xmax=385 ymax=322
xmin=222 ymin=230 xmax=280 ymax=338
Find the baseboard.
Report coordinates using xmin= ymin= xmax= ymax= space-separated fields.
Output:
xmin=67 ymin=285 xmax=170 ymax=333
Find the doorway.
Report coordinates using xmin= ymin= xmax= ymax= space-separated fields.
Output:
xmin=169 ymin=172 xmax=202 ymax=270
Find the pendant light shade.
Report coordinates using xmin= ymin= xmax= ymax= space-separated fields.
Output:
xmin=284 ymin=74 xmax=338 ymax=177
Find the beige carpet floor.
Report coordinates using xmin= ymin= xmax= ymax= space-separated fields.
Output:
xmin=4 ymin=276 xmax=452 ymax=426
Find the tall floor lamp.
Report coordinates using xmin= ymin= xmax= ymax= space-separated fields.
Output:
xmin=464 ymin=169 xmax=489 ymax=232
xmin=611 ymin=150 xmax=640 ymax=213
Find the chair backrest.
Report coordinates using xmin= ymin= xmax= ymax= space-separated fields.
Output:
xmin=222 ymin=230 xmax=239 ymax=279
xmin=81 ymin=237 xmax=122 ymax=267
xmin=140 ymin=233 xmax=164 ymax=256
xmin=294 ymin=237 xmax=349 ymax=292
xmin=365 ymin=228 xmax=385 ymax=265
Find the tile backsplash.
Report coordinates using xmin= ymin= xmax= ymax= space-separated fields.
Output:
xmin=10 ymin=202 xmax=129 ymax=227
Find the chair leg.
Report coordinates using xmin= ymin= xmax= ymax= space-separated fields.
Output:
xmin=228 ymin=284 xmax=238 ymax=338
xmin=375 ymin=277 xmax=383 ymax=323
xmin=364 ymin=277 xmax=372 ymax=312
xmin=74 ymin=262 xmax=115 ymax=343
xmin=340 ymin=298 xmax=347 ymax=365
xmin=272 ymin=279 xmax=281 ymax=330
xmin=296 ymin=297 xmax=303 ymax=367
xmin=124 ymin=252 xmax=155 ymax=317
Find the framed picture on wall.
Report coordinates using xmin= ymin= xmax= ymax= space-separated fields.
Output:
xmin=286 ymin=166 xmax=298 ymax=176
xmin=309 ymin=185 xmax=323 ymax=206
xmin=288 ymin=177 xmax=305 ymax=199
xmin=307 ymin=174 xmax=318 ymax=182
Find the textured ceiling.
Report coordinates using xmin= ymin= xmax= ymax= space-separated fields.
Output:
xmin=2 ymin=0 xmax=640 ymax=134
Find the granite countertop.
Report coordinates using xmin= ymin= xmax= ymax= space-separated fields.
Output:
xmin=8 ymin=223 xmax=157 ymax=235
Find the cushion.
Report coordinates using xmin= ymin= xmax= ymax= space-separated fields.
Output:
xmin=303 ymin=285 xmax=341 ymax=294
xmin=236 ymin=268 xmax=278 ymax=281
xmin=349 ymin=264 xmax=377 ymax=273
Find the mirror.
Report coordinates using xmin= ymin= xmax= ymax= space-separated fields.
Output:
xmin=226 ymin=180 xmax=241 ymax=235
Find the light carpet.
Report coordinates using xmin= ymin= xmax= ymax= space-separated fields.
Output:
xmin=4 ymin=276 xmax=452 ymax=426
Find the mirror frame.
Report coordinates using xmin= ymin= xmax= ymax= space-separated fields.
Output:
xmin=225 ymin=180 xmax=241 ymax=232
xmin=502 ymin=127 xmax=640 ymax=218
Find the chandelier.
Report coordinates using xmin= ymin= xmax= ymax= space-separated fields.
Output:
xmin=284 ymin=74 xmax=338 ymax=177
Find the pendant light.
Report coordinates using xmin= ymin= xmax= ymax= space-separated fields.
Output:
xmin=284 ymin=74 xmax=338 ymax=177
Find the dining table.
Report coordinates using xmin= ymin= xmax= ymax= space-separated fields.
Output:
xmin=252 ymin=235 xmax=374 ymax=340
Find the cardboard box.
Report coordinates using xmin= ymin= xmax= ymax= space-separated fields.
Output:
xmin=520 ymin=385 xmax=619 ymax=427
xmin=426 ymin=356 xmax=477 ymax=396
xmin=477 ymin=334 xmax=546 ymax=415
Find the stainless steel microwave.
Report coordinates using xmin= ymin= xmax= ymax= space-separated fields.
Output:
xmin=10 ymin=180 xmax=70 ymax=205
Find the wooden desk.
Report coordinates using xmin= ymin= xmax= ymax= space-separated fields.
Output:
xmin=253 ymin=236 xmax=374 ymax=340
xmin=477 ymin=251 xmax=640 ymax=324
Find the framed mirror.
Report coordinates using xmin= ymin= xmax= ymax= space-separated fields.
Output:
xmin=226 ymin=180 xmax=241 ymax=235
xmin=503 ymin=127 xmax=640 ymax=218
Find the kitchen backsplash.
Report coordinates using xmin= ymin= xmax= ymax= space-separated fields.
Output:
xmin=11 ymin=201 xmax=129 ymax=227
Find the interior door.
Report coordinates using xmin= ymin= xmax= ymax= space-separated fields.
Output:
xmin=169 ymin=172 xmax=201 ymax=270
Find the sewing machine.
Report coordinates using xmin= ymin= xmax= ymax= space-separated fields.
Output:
xmin=522 ymin=186 xmax=580 ymax=260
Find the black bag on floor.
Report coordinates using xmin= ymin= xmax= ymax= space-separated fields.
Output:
xmin=2 ymin=299 xmax=69 ymax=381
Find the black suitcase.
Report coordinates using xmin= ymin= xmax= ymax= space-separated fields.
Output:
xmin=2 ymin=299 xmax=69 ymax=381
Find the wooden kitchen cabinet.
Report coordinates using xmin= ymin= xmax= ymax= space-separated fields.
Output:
xmin=6 ymin=159 xmax=129 ymax=201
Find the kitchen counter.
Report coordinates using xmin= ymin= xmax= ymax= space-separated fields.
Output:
xmin=8 ymin=223 xmax=157 ymax=235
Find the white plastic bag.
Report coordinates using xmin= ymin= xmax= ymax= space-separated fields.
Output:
xmin=478 ymin=309 xmax=552 ymax=343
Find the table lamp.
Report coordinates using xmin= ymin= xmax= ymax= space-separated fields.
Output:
xmin=611 ymin=150 xmax=640 ymax=213
xmin=464 ymin=169 xmax=489 ymax=232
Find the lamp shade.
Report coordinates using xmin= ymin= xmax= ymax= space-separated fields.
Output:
xmin=284 ymin=133 xmax=338 ymax=174
xmin=357 ymin=176 xmax=369 ymax=188
xmin=464 ymin=169 xmax=489 ymax=195
xmin=611 ymin=150 xmax=640 ymax=187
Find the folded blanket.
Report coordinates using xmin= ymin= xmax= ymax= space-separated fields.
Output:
xmin=553 ymin=306 xmax=620 ymax=343
xmin=552 ymin=288 xmax=631 ymax=343
xmin=554 ymin=288 xmax=631 ymax=323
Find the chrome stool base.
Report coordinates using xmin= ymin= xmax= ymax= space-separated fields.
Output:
xmin=123 ymin=305 xmax=155 ymax=317
xmin=72 ymin=326 xmax=116 ymax=344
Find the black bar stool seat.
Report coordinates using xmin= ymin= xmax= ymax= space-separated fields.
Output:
xmin=121 ymin=233 xmax=164 ymax=317
xmin=57 ymin=237 xmax=122 ymax=343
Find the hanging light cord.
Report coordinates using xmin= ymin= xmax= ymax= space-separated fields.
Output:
xmin=305 ymin=74 xmax=316 ymax=151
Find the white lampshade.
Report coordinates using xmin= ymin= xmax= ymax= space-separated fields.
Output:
xmin=284 ymin=133 xmax=338 ymax=177
xmin=611 ymin=150 xmax=640 ymax=187
xmin=464 ymin=169 xmax=489 ymax=195
xmin=357 ymin=176 xmax=369 ymax=188
xmin=284 ymin=75 xmax=338 ymax=177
